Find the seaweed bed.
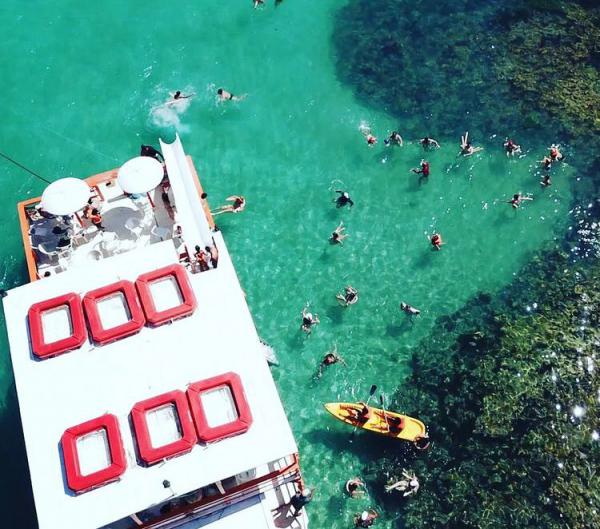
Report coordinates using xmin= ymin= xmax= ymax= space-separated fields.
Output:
xmin=333 ymin=1 xmax=600 ymax=527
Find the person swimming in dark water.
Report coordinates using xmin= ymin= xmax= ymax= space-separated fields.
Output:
xmin=504 ymin=138 xmax=522 ymax=157
xmin=335 ymin=190 xmax=354 ymax=208
xmin=336 ymin=285 xmax=358 ymax=306
xmin=400 ymin=302 xmax=421 ymax=316
xmin=508 ymin=193 xmax=533 ymax=209
xmin=460 ymin=131 xmax=483 ymax=156
xmin=384 ymin=131 xmax=403 ymax=147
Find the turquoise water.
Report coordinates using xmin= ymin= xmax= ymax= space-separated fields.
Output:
xmin=0 ymin=1 xmax=577 ymax=527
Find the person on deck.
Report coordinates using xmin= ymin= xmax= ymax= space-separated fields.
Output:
xmin=194 ymin=245 xmax=210 ymax=272
xmin=89 ymin=209 xmax=105 ymax=231
xmin=330 ymin=221 xmax=349 ymax=245
xmin=335 ymin=190 xmax=354 ymax=208
xmin=289 ymin=488 xmax=313 ymax=517
xmin=205 ymin=238 xmax=219 ymax=268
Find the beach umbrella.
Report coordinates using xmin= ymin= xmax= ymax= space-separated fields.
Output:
xmin=117 ymin=156 xmax=164 ymax=194
xmin=40 ymin=178 xmax=91 ymax=216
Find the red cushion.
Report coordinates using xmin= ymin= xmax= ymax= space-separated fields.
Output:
xmin=61 ymin=414 xmax=126 ymax=494
xmin=131 ymin=390 xmax=197 ymax=465
xmin=83 ymin=280 xmax=145 ymax=345
xmin=187 ymin=372 xmax=253 ymax=443
xmin=28 ymin=293 xmax=87 ymax=359
xmin=135 ymin=264 xmax=196 ymax=326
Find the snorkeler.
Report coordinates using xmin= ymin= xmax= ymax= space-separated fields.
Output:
xmin=508 ymin=193 xmax=533 ymax=209
xmin=431 ymin=233 xmax=443 ymax=250
xmin=336 ymin=285 xmax=359 ymax=306
xmin=330 ymin=221 xmax=349 ymax=245
xmin=384 ymin=131 xmax=403 ymax=147
xmin=335 ymin=190 xmax=354 ymax=208
xmin=420 ymin=136 xmax=440 ymax=149
xmin=411 ymin=159 xmax=430 ymax=183
xmin=217 ymin=88 xmax=246 ymax=102
xmin=460 ymin=131 xmax=483 ymax=156
xmin=504 ymin=138 xmax=522 ymax=157
xmin=211 ymin=195 xmax=246 ymax=215
xmin=400 ymin=302 xmax=421 ymax=316
xmin=549 ymin=144 xmax=563 ymax=162
xmin=301 ymin=307 xmax=320 ymax=334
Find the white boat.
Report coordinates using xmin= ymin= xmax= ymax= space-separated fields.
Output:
xmin=3 ymin=135 xmax=308 ymax=529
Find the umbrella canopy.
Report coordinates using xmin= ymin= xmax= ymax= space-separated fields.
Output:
xmin=40 ymin=178 xmax=91 ymax=216
xmin=117 ymin=156 xmax=164 ymax=194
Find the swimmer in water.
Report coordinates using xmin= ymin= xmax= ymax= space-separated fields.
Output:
xmin=420 ymin=136 xmax=440 ymax=149
xmin=360 ymin=126 xmax=377 ymax=146
xmin=508 ymin=193 xmax=533 ymax=209
xmin=211 ymin=195 xmax=246 ymax=215
xmin=411 ymin=159 xmax=430 ymax=184
xmin=335 ymin=190 xmax=354 ymax=208
xmin=330 ymin=222 xmax=349 ymax=245
xmin=400 ymin=302 xmax=421 ymax=316
xmin=504 ymin=138 xmax=522 ymax=157
xmin=254 ymin=0 xmax=265 ymax=7
xmin=549 ymin=144 xmax=563 ymax=162
xmin=540 ymin=173 xmax=552 ymax=187
xmin=336 ymin=285 xmax=358 ymax=306
xmin=217 ymin=88 xmax=246 ymax=102
xmin=539 ymin=155 xmax=553 ymax=172
xmin=384 ymin=131 xmax=403 ymax=147
xmin=345 ymin=477 xmax=366 ymax=498
xmin=301 ymin=307 xmax=320 ymax=334
xmin=165 ymin=91 xmax=195 ymax=106
xmin=460 ymin=131 xmax=483 ymax=156
xmin=431 ymin=233 xmax=443 ymax=250
xmin=317 ymin=344 xmax=347 ymax=378
xmin=355 ymin=509 xmax=379 ymax=528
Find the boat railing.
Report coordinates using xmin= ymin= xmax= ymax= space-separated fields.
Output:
xmin=137 ymin=454 xmax=302 ymax=529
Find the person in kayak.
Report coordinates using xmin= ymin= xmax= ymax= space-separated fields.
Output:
xmin=330 ymin=221 xmax=349 ymax=245
xmin=385 ymin=414 xmax=405 ymax=434
xmin=346 ymin=477 xmax=366 ymax=498
xmin=343 ymin=402 xmax=371 ymax=423
xmin=336 ymin=285 xmax=358 ymax=306
xmin=419 ymin=136 xmax=440 ymax=149
xmin=354 ymin=509 xmax=379 ymax=527
xmin=301 ymin=307 xmax=320 ymax=334
xmin=335 ymin=190 xmax=354 ymax=208
xmin=384 ymin=131 xmax=403 ymax=147
xmin=503 ymin=138 xmax=521 ymax=157
xmin=431 ymin=233 xmax=443 ymax=250
xmin=400 ymin=302 xmax=421 ymax=316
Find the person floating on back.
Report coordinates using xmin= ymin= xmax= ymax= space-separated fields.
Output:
xmin=346 ymin=477 xmax=366 ymax=498
xmin=217 ymin=88 xmax=246 ymax=102
xmin=140 ymin=144 xmax=165 ymax=162
xmin=336 ymin=285 xmax=359 ymax=306
xmin=335 ymin=190 xmax=354 ymax=208
xmin=330 ymin=221 xmax=349 ymax=245
xmin=212 ymin=195 xmax=246 ymax=215
xmin=459 ymin=131 xmax=483 ymax=156
xmin=400 ymin=302 xmax=421 ymax=316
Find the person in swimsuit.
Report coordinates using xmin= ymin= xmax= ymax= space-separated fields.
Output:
xmin=431 ymin=233 xmax=443 ymax=250
xmin=354 ymin=510 xmax=379 ymax=528
xmin=385 ymin=470 xmax=419 ymax=497
xmin=205 ymin=237 xmax=219 ymax=268
xmin=541 ymin=173 xmax=552 ymax=187
xmin=508 ymin=193 xmax=533 ymax=209
xmin=212 ymin=195 xmax=246 ymax=215
xmin=194 ymin=245 xmax=210 ymax=272
xmin=411 ymin=159 xmax=430 ymax=184
xmin=400 ymin=302 xmax=421 ymax=316
xmin=254 ymin=0 xmax=265 ymax=7
xmin=330 ymin=221 xmax=349 ymax=245
xmin=420 ymin=136 xmax=440 ymax=149
xmin=301 ymin=307 xmax=320 ymax=334
xmin=386 ymin=414 xmax=404 ymax=433
xmin=217 ymin=88 xmax=246 ymax=102
xmin=346 ymin=478 xmax=366 ymax=498
xmin=540 ymin=155 xmax=552 ymax=172
xmin=384 ymin=131 xmax=403 ymax=147
xmin=317 ymin=344 xmax=346 ymax=378
xmin=504 ymin=138 xmax=521 ymax=157
xmin=89 ymin=209 xmax=105 ymax=231
xmin=335 ymin=190 xmax=354 ymax=208
xmin=336 ymin=285 xmax=358 ymax=306
xmin=343 ymin=402 xmax=371 ymax=423
xmin=460 ymin=131 xmax=483 ymax=156
xmin=549 ymin=144 xmax=563 ymax=161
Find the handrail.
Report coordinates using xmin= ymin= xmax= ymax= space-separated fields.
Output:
xmin=139 ymin=454 xmax=301 ymax=529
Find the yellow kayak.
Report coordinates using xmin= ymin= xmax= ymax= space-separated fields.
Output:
xmin=324 ymin=402 xmax=427 ymax=442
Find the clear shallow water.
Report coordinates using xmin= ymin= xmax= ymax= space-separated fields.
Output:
xmin=0 ymin=1 xmax=576 ymax=527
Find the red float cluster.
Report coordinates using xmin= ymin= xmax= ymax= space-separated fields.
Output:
xmin=62 ymin=372 xmax=253 ymax=494
xmin=28 ymin=264 xmax=196 ymax=359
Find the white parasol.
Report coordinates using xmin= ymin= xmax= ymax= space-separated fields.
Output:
xmin=117 ymin=156 xmax=164 ymax=194
xmin=40 ymin=178 xmax=91 ymax=216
